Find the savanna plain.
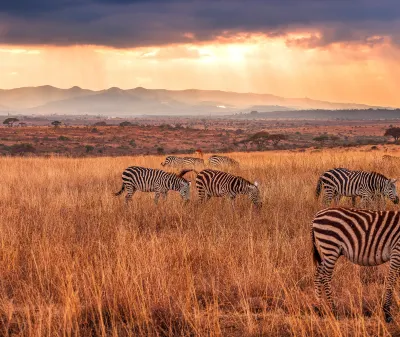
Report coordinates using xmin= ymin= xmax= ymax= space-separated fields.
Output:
xmin=2 ymin=150 xmax=400 ymax=336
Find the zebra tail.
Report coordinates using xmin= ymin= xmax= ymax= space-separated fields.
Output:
xmin=311 ymin=227 xmax=322 ymax=266
xmin=114 ymin=183 xmax=125 ymax=196
xmin=315 ymin=177 xmax=323 ymax=199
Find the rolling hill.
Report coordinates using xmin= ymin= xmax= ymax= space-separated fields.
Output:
xmin=0 ymin=85 xmax=390 ymax=116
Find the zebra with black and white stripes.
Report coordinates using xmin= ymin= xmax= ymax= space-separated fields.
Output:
xmin=208 ymin=155 xmax=239 ymax=169
xmin=195 ymin=169 xmax=261 ymax=208
xmin=114 ymin=166 xmax=192 ymax=204
xmin=312 ymin=207 xmax=400 ymax=322
xmin=161 ymin=156 xmax=204 ymax=169
xmin=316 ymin=168 xmax=399 ymax=207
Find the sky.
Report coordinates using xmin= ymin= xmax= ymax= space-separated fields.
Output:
xmin=1 ymin=0 xmax=400 ymax=106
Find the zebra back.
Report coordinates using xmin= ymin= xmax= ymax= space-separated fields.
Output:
xmin=208 ymin=155 xmax=239 ymax=168
xmin=161 ymin=156 xmax=204 ymax=168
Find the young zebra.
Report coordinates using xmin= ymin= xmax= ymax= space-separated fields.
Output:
xmin=195 ymin=169 xmax=261 ymax=208
xmin=315 ymin=168 xmax=399 ymax=207
xmin=161 ymin=156 xmax=204 ymax=168
xmin=312 ymin=207 xmax=400 ymax=322
xmin=114 ymin=166 xmax=192 ymax=204
xmin=208 ymin=155 xmax=239 ymax=168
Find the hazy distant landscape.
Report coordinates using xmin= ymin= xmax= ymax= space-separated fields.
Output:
xmin=0 ymin=85 xmax=392 ymax=117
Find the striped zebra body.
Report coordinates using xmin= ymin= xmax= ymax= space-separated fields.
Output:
xmin=312 ymin=207 xmax=400 ymax=322
xmin=316 ymin=168 xmax=399 ymax=207
xmin=383 ymin=155 xmax=400 ymax=162
xmin=115 ymin=166 xmax=192 ymax=203
xmin=161 ymin=156 xmax=204 ymax=168
xmin=208 ymin=155 xmax=239 ymax=168
xmin=195 ymin=169 xmax=261 ymax=207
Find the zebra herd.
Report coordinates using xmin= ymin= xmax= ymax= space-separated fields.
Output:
xmin=115 ymin=155 xmax=400 ymax=323
xmin=116 ymin=154 xmax=260 ymax=208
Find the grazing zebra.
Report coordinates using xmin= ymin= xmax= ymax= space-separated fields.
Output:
xmin=316 ymin=168 xmax=399 ymax=207
xmin=383 ymin=154 xmax=400 ymax=162
xmin=114 ymin=166 xmax=192 ymax=204
xmin=195 ymin=169 xmax=261 ymax=208
xmin=312 ymin=207 xmax=400 ymax=322
xmin=161 ymin=156 xmax=204 ymax=168
xmin=208 ymin=155 xmax=239 ymax=168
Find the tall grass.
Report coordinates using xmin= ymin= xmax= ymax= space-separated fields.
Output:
xmin=0 ymin=150 xmax=399 ymax=336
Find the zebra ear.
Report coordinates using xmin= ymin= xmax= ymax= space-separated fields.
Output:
xmin=392 ymin=179 xmax=398 ymax=183
xmin=188 ymin=181 xmax=192 ymax=186
xmin=254 ymin=181 xmax=259 ymax=187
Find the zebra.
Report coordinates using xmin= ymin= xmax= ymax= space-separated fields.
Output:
xmin=114 ymin=166 xmax=192 ymax=204
xmin=312 ymin=207 xmax=400 ymax=322
xmin=195 ymin=169 xmax=262 ymax=208
xmin=208 ymin=155 xmax=239 ymax=168
xmin=315 ymin=168 xmax=399 ymax=207
xmin=383 ymin=154 xmax=400 ymax=162
xmin=161 ymin=156 xmax=204 ymax=169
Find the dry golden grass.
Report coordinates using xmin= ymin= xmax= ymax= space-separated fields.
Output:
xmin=2 ymin=150 xmax=400 ymax=336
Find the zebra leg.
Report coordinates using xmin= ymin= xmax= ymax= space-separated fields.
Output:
xmin=125 ymin=185 xmax=136 ymax=203
xmin=228 ymin=195 xmax=236 ymax=211
xmin=333 ymin=193 xmax=341 ymax=206
xmin=161 ymin=191 xmax=168 ymax=200
xmin=383 ymin=250 xmax=400 ymax=323
xmin=322 ymin=188 xmax=334 ymax=207
xmin=154 ymin=192 xmax=161 ymax=205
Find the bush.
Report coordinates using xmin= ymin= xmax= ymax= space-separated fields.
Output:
xmin=85 ymin=145 xmax=94 ymax=153
xmin=157 ymin=147 xmax=164 ymax=154
xmin=9 ymin=143 xmax=36 ymax=154
xmin=119 ymin=121 xmax=133 ymax=127
xmin=93 ymin=121 xmax=107 ymax=126
xmin=58 ymin=136 xmax=70 ymax=141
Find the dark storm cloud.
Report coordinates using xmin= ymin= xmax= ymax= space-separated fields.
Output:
xmin=1 ymin=0 xmax=400 ymax=47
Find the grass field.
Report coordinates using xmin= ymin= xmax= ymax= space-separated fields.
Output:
xmin=1 ymin=150 xmax=400 ymax=336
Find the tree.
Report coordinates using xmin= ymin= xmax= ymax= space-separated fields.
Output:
xmin=119 ymin=121 xmax=133 ymax=127
xmin=268 ymin=134 xmax=288 ymax=146
xmin=3 ymin=117 xmax=19 ymax=127
xmin=384 ymin=127 xmax=400 ymax=143
xmin=313 ymin=135 xmax=329 ymax=144
xmin=51 ymin=121 xmax=62 ymax=128
xmin=246 ymin=131 xmax=270 ymax=149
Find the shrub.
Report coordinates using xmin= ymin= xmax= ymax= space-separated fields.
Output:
xmin=85 ymin=145 xmax=94 ymax=153
xmin=58 ymin=136 xmax=70 ymax=141
xmin=9 ymin=143 xmax=36 ymax=154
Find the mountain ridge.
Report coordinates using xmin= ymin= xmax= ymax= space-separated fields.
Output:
xmin=0 ymin=85 xmax=392 ymax=116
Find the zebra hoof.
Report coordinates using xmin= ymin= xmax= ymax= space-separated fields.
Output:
xmin=385 ymin=314 xmax=393 ymax=323
xmin=312 ymin=305 xmax=324 ymax=317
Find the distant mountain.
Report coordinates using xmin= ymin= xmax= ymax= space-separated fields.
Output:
xmin=0 ymin=85 xmax=95 ymax=109
xmin=0 ymin=85 xmax=390 ymax=116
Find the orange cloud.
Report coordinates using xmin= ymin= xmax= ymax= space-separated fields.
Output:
xmin=0 ymin=33 xmax=399 ymax=107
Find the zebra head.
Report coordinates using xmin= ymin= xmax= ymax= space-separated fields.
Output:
xmin=249 ymin=181 xmax=262 ymax=208
xmin=383 ymin=178 xmax=399 ymax=204
xmin=179 ymin=180 xmax=191 ymax=201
